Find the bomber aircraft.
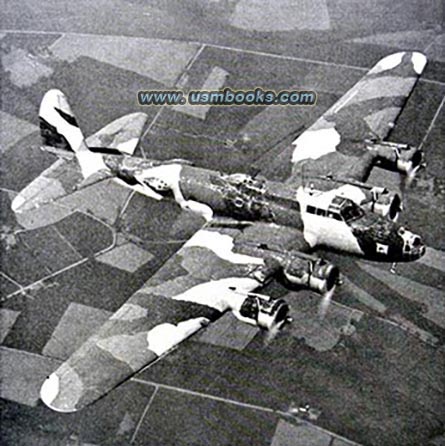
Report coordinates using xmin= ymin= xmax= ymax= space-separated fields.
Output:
xmin=11 ymin=51 xmax=427 ymax=412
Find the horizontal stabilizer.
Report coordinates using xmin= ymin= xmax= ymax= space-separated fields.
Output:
xmin=11 ymin=158 xmax=82 ymax=213
xmin=75 ymin=169 xmax=115 ymax=191
xmin=85 ymin=113 xmax=148 ymax=155
xmin=13 ymin=90 xmax=149 ymax=215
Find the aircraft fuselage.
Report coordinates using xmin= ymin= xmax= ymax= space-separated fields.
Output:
xmin=103 ymin=154 xmax=425 ymax=263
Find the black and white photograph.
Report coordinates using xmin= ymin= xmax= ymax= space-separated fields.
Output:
xmin=0 ymin=1 xmax=444 ymax=445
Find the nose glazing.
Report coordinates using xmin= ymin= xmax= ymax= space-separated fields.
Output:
xmin=412 ymin=236 xmax=422 ymax=247
xmin=400 ymin=228 xmax=425 ymax=259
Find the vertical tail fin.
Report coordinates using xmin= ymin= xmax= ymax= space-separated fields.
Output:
xmin=39 ymin=90 xmax=107 ymax=178
xmin=39 ymin=89 xmax=85 ymax=152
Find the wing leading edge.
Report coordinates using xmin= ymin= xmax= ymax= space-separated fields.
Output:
xmin=40 ymin=223 xmax=272 ymax=412
xmin=288 ymin=51 xmax=427 ymax=183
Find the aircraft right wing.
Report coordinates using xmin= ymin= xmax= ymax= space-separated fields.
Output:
xmin=40 ymin=219 xmax=303 ymax=412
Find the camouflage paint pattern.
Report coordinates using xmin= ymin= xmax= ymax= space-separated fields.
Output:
xmin=40 ymin=223 xmax=282 ymax=412
xmin=288 ymin=51 xmax=427 ymax=184
xmin=10 ymin=52 xmax=428 ymax=412
xmin=11 ymin=112 xmax=148 ymax=215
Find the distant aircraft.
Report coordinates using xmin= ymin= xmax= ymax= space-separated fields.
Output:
xmin=12 ymin=51 xmax=427 ymax=413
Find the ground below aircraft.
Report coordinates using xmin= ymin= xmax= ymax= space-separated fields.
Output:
xmin=12 ymin=51 xmax=427 ymax=413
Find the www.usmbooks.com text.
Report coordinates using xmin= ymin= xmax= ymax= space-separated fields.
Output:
xmin=137 ymin=88 xmax=317 ymax=106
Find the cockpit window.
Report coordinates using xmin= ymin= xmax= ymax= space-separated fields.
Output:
xmin=327 ymin=211 xmax=342 ymax=221
xmin=305 ymin=197 xmax=364 ymax=222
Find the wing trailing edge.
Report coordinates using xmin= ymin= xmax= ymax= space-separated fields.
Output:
xmin=287 ymin=51 xmax=427 ymax=183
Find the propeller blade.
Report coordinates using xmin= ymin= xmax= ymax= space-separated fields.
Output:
xmin=399 ymin=166 xmax=418 ymax=200
xmin=318 ymin=284 xmax=336 ymax=320
xmin=264 ymin=324 xmax=281 ymax=345
xmin=263 ymin=315 xmax=292 ymax=345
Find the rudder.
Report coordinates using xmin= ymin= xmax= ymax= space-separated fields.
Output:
xmin=39 ymin=89 xmax=107 ymax=178
xmin=39 ymin=89 xmax=85 ymax=153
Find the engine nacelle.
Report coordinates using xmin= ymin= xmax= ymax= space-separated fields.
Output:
xmin=366 ymin=140 xmax=424 ymax=177
xmin=236 ymin=293 xmax=290 ymax=330
xmin=311 ymin=175 xmax=403 ymax=221
xmin=363 ymin=187 xmax=402 ymax=221
xmin=283 ymin=255 xmax=339 ymax=294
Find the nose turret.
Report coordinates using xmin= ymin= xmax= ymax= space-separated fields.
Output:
xmin=351 ymin=212 xmax=425 ymax=262
xmin=397 ymin=226 xmax=426 ymax=260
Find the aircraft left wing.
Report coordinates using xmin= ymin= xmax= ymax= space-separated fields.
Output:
xmin=288 ymin=51 xmax=427 ymax=183
xmin=40 ymin=220 xmax=298 ymax=412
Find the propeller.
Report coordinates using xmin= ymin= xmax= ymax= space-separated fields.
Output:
xmin=399 ymin=163 xmax=419 ymax=199
xmin=263 ymin=314 xmax=293 ymax=345
xmin=264 ymin=323 xmax=282 ymax=345
xmin=397 ymin=121 xmax=429 ymax=201
xmin=318 ymin=283 xmax=336 ymax=320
